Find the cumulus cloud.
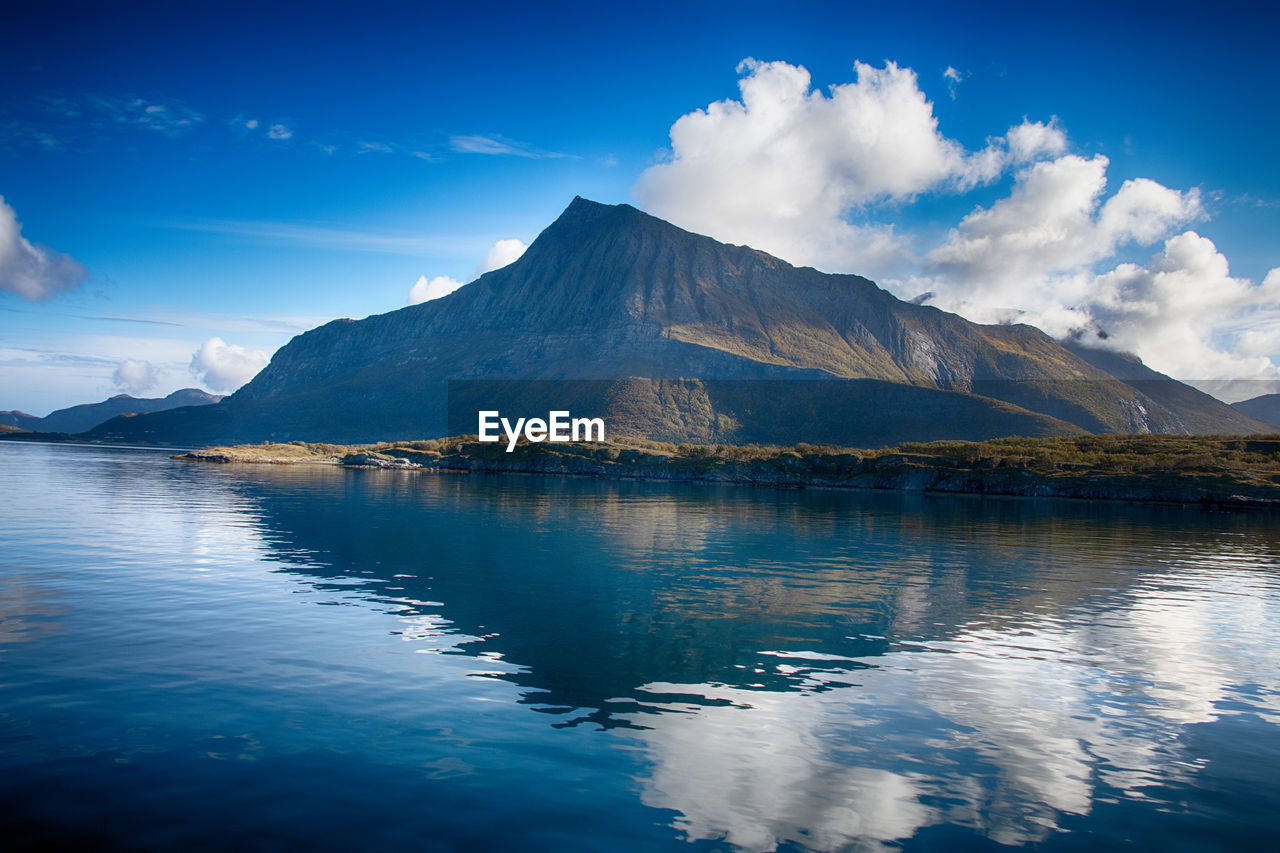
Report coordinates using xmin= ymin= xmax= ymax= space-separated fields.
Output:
xmin=112 ymin=358 xmax=158 ymax=395
xmin=907 ymin=155 xmax=1279 ymax=385
xmin=189 ymin=337 xmax=269 ymax=392
xmin=267 ymin=123 xmax=292 ymax=140
xmin=924 ymin=154 xmax=1203 ymax=319
xmin=634 ymin=57 xmax=1279 ymax=385
xmin=1006 ymin=118 xmax=1067 ymax=162
xmin=1087 ymin=234 xmax=1280 ymax=383
xmin=633 ymin=59 xmax=1061 ymax=278
xmin=407 ymin=275 xmax=465 ymax=305
xmin=406 ymin=238 xmax=528 ymax=305
xmin=0 ymin=196 xmax=88 ymax=300
xmin=476 ymin=238 xmax=527 ymax=274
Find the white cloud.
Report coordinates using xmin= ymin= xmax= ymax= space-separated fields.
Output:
xmin=170 ymin=218 xmax=489 ymax=257
xmin=406 ymin=238 xmax=528 ymax=305
xmin=943 ymin=65 xmax=965 ymax=99
xmin=407 ymin=275 xmax=465 ymax=305
xmin=633 ymin=59 xmax=1060 ymax=278
xmin=1007 ymin=118 xmax=1067 ymax=162
xmin=907 ymin=156 xmax=1279 ymax=385
xmin=448 ymin=134 xmax=565 ymax=159
xmin=245 ymin=118 xmax=259 ymax=130
xmin=475 ymin=238 xmax=527 ymax=275
xmin=189 ymin=337 xmax=269 ymax=392
xmin=0 ymin=195 xmax=88 ymax=300
xmin=112 ymin=358 xmax=158 ymax=395
xmin=633 ymin=56 xmax=1279 ymax=386
xmin=924 ymin=154 xmax=1203 ymax=318
xmin=1087 ymin=233 xmax=1280 ymax=383
xmin=0 ymin=327 xmax=290 ymax=415
xmin=267 ymin=123 xmax=292 ymax=140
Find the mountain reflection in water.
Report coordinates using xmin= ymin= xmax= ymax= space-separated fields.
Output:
xmin=1 ymin=443 xmax=1278 ymax=851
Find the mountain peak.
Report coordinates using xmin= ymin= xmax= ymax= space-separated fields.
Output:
xmin=119 ymin=196 xmax=1269 ymax=445
xmin=533 ymin=196 xmax=649 ymax=244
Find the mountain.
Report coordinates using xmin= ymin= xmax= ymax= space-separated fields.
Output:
xmin=82 ymin=198 xmax=1272 ymax=447
xmin=1060 ymin=343 xmax=1269 ymax=435
xmin=0 ymin=410 xmax=42 ymax=431
xmin=1232 ymin=393 xmax=1280 ymax=429
xmin=7 ymin=388 xmax=223 ymax=435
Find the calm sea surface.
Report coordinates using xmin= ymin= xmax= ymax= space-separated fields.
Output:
xmin=2 ymin=441 xmax=1279 ymax=851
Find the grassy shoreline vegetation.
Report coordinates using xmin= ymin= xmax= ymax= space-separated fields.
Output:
xmin=175 ymin=433 xmax=1280 ymax=508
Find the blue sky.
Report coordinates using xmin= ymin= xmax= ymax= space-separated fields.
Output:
xmin=2 ymin=0 xmax=1278 ymax=413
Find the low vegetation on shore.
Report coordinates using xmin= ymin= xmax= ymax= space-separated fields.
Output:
xmin=177 ymin=433 xmax=1280 ymax=507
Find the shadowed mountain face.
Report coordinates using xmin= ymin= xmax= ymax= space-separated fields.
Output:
xmin=2 ymin=388 xmax=222 ymax=434
xmin=1233 ymin=393 xmax=1280 ymax=429
xmin=85 ymin=198 xmax=1270 ymax=446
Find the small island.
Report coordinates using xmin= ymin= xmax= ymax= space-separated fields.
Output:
xmin=176 ymin=433 xmax=1280 ymax=508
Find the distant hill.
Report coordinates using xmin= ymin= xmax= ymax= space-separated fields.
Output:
xmin=5 ymin=388 xmax=223 ymax=435
xmin=0 ymin=410 xmax=42 ymax=431
xmin=78 ymin=197 xmax=1271 ymax=447
xmin=1232 ymin=393 xmax=1280 ymax=429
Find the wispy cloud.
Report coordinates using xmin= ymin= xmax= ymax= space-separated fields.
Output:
xmin=163 ymin=312 xmax=333 ymax=335
xmin=0 ymin=120 xmax=61 ymax=152
xmin=3 ymin=92 xmax=205 ymax=150
xmin=8 ymin=90 xmax=446 ymax=165
xmin=231 ymin=114 xmax=295 ymax=142
xmin=449 ymin=134 xmax=566 ymax=159
xmin=81 ymin=94 xmax=205 ymax=136
xmin=0 ymin=347 xmax=119 ymax=369
xmin=0 ymin=306 xmax=184 ymax=327
xmin=167 ymin=218 xmax=489 ymax=258
xmin=1 ymin=302 xmax=331 ymax=336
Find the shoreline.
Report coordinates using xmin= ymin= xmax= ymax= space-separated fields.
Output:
xmin=173 ymin=434 xmax=1280 ymax=509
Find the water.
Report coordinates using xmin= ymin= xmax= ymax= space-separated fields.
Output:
xmin=1 ymin=441 xmax=1278 ymax=851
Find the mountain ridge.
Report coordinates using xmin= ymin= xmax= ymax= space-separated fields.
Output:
xmin=0 ymin=388 xmax=223 ymax=434
xmin=71 ymin=197 xmax=1272 ymax=446
xmin=1232 ymin=393 xmax=1280 ymax=429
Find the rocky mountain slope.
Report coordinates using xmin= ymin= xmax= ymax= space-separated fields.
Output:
xmin=82 ymin=198 xmax=1271 ymax=446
